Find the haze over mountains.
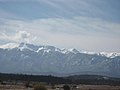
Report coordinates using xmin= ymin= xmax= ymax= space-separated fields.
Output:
xmin=0 ymin=43 xmax=120 ymax=77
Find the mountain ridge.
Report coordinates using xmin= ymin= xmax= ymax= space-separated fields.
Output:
xmin=0 ymin=42 xmax=119 ymax=58
xmin=0 ymin=43 xmax=120 ymax=77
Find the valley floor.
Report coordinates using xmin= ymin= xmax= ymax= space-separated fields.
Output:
xmin=0 ymin=84 xmax=120 ymax=90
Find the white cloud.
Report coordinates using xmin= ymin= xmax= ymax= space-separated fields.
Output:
xmin=0 ymin=16 xmax=120 ymax=52
xmin=14 ymin=31 xmax=30 ymax=43
xmin=0 ymin=30 xmax=36 ymax=44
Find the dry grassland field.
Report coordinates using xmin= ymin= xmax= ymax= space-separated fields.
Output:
xmin=0 ymin=84 xmax=120 ymax=90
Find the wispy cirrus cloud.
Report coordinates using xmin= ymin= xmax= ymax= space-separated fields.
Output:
xmin=0 ymin=16 xmax=120 ymax=52
xmin=0 ymin=0 xmax=119 ymax=22
xmin=0 ymin=0 xmax=120 ymax=52
xmin=0 ymin=0 xmax=30 ymax=2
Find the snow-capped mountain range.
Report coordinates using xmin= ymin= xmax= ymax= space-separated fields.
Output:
xmin=0 ymin=43 xmax=120 ymax=77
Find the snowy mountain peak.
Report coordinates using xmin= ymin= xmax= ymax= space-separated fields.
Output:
xmin=82 ymin=51 xmax=97 ymax=55
xmin=36 ymin=45 xmax=60 ymax=53
xmin=99 ymin=52 xmax=120 ymax=58
xmin=60 ymin=48 xmax=79 ymax=54
xmin=0 ymin=43 xmax=120 ymax=58
xmin=18 ymin=43 xmax=33 ymax=51
xmin=36 ymin=47 xmax=44 ymax=52
xmin=68 ymin=48 xmax=79 ymax=54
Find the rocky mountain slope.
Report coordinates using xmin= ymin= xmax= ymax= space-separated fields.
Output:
xmin=0 ymin=43 xmax=120 ymax=77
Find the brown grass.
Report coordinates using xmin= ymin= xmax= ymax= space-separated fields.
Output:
xmin=0 ymin=84 xmax=120 ymax=90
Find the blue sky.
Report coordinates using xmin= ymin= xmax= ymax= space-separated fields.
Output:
xmin=0 ymin=0 xmax=120 ymax=21
xmin=0 ymin=0 xmax=120 ymax=52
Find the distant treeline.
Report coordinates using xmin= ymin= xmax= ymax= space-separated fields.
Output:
xmin=0 ymin=73 xmax=120 ymax=85
xmin=67 ymin=75 xmax=120 ymax=85
xmin=0 ymin=73 xmax=71 ymax=84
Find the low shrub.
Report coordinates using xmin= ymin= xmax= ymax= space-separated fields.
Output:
xmin=63 ymin=85 xmax=70 ymax=90
xmin=33 ymin=84 xmax=47 ymax=90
